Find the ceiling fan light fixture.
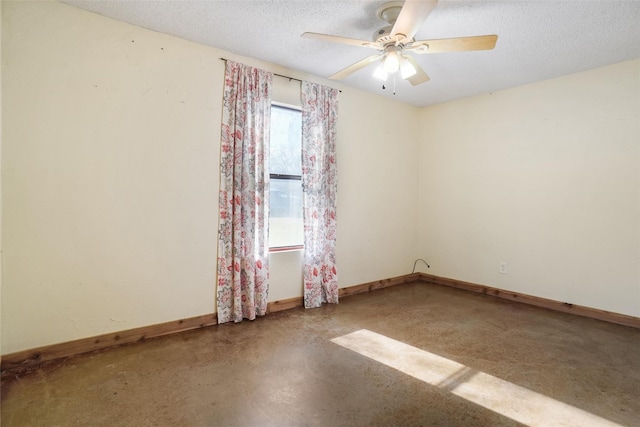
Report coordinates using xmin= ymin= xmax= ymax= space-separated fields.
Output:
xmin=373 ymin=64 xmax=389 ymax=81
xmin=383 ymin=51 xmax=400 ymax=73
xmin=400 ymin=56 xmax=417 ymax=79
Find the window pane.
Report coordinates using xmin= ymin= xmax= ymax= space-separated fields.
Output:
xmin=270 ymin=106 xmax=302 ymax=176
xmin=269 ymin=178 xmax=303 ymax=248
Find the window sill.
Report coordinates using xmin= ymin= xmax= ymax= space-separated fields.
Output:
xmin=269 ymin=245 xmax=304 ymax=253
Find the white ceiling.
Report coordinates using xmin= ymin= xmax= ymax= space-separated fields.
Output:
xmin=60 ymin=0 xmax=640 ymax=107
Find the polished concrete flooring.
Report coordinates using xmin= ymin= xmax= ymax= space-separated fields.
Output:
xmin=2 ymin=282 xmax=639 ymax=426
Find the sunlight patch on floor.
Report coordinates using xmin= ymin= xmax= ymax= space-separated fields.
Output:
xmin=331 ymin=329 xmax=621 ymax=427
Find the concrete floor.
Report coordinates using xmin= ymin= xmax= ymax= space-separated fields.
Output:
xmin=2 ymin=282 xmax=639 ymax=426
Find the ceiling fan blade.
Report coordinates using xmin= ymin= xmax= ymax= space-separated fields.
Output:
xmin=407 ymin=35 xmax=498 ymax=54
xmin=391 ymin=0 xmax=438 ymax=42
xmin=301 ymin=32 xmax=382 ymax=50
xmin=329 ymin=54 xmax=383 ymax=80
xmin=405 ymin=56 xmax=430 ymax=86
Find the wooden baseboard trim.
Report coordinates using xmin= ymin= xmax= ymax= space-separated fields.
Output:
xmin=4 ymin=272 xmax=637 ymax=377
xmin=267 ymin=296 xmax=303 ymax=313
xmin=339 ymin=273 xmax=420 ymax=298
xmin=0 ymin=313 xmax=219 ymax=378
xmin=266 ymin=273 xmax=415 ymax=313
xmin=1 ymin=274 xmax=413 ymax=377
xmin=416 ymin=273 xmax=640 ymax=329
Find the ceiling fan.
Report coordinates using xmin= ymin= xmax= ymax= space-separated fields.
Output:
xmin=302 ymin=0 xmax=498 ymax=86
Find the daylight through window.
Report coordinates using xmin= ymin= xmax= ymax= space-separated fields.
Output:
xmin=269 ymin=104 xmax=303 ymax=250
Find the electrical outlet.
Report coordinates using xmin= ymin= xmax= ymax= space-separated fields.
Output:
xmin=499 ymin=262 xmax=507 ymax=274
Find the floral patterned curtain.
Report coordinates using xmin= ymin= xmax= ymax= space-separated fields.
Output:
xmin=217 ymin=61 xmax=272 ymax=323
xmin=301 ymin=81 xmax=340 ymax=308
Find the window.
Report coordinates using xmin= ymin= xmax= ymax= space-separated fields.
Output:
xmin=269 ymin=104 xmax=303 ymax=250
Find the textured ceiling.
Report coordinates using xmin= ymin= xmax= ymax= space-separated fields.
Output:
xmin=60 ymin=0 xmax=640 ymax=107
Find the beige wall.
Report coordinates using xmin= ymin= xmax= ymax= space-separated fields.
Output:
xmin=1 ymin=1 xmax=419 ymax=354
xmin=417 ymin=59 xmax=640 ymax=317
xmin=2 ymin=1 xmax=637 ymax=355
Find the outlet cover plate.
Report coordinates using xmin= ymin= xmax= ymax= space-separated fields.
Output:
xmin=499 ymin=262 xmax=508 ymax=274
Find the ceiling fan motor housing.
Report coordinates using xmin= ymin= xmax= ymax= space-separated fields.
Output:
xmin=374 ymin=25 xmax=396 ymax=44
xmin=374 ymin=2 xmax=405 ymax=45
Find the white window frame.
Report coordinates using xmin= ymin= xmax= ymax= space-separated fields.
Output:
xmin=269 ymin=102 xmax=303 ymax=252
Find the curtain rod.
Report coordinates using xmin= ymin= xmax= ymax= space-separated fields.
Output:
xmin=219 ymin=57 xmax=341 ymax=92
